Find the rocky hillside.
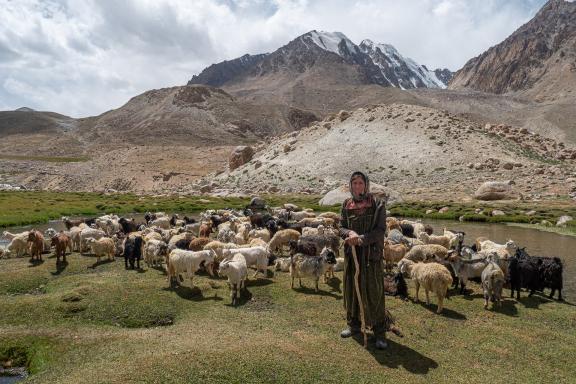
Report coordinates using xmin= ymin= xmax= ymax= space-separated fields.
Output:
xmin=449 ymin=0 xmax=576 ymax=102
xmin=191 ymin=104 xmax=576 ymax=202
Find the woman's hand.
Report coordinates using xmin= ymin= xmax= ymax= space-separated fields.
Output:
xmin=345 ymin=231 xmax=363 ymax=246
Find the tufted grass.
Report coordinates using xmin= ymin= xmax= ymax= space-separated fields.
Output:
xmin=0 ymin=251 xmax=575 ymax=383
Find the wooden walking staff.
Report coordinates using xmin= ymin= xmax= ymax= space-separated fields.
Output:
xmin=351 ymin=245 xmax=368 ymax=348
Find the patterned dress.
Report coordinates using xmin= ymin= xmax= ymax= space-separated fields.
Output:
xmin=339 ymin=194 xmax=395 ymax=338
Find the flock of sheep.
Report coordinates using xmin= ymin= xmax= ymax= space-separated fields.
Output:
xmin=0 ymin=201 xmax=565 ymax=311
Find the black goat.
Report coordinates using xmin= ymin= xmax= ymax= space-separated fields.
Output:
xmin=288 ymin=239 xmax=317 ymax=256
xmin=123 ymin=236 xmax=143 ymax=270
xmin=118 ymin=217 xmax=139 ymax=234
xmin=513 ymin=248 xmax=564 ymax=301
xmin=400 ymin=223 xmax=415 ymax=238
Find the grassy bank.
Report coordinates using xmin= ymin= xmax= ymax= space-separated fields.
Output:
xmin=390 ymin=200 xmax=576 ymax=234
xmin=0 ymin=191 xmax=332 ymax=228
xmin=0 ymin=252 xmax=574 ymax=383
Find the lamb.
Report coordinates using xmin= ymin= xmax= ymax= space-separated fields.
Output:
xmin=28 ymin=230 xmax=45 ymax=261
xmin=481 ymin=254 xmax=506 ymax=309
xmin=417 ymin=232 xmax=451 ymax=249
xmin=143 ymin=239 xmax=168 ymax=268
xmin=87 ymin=237 xmax=115 ymax=264
xmin=383 ymin=240 xmax=408 ymax=272
xmin=404 ymin=244 xmax=449 ymax=262
xmin=398 ymin=259 xmax=453 ymax=313
xmin=51 ymin=233 xmax=71 ymax=264
xmin=290 ymin=247 xmax=337 ymax=292
xmin=218 ymin=253 xmax=248 ymax=306
xmin=166 ymin=249 xmax=216 ymax=288
xmin=123 ymin=235 xmax=143 ymax=269
xmin=80 ymin=227 xmax=106 ymax=253
xmin=267 ymin=229 xmax=301 ymax=255
xmin=221 ymin=246 xmax=270 ymax=278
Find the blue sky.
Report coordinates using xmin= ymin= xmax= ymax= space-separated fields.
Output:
xmin=0 ymin=0 xmax=548 ymax=117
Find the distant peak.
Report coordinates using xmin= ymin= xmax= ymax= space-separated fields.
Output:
xmin=302 ymin=30 xmax=357 ymax=56
xmin=15 ymin=107 xmax=35 ymax=112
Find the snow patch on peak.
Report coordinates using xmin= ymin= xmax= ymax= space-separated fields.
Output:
xmin=305 ymin=30 xmax=357 ymax=56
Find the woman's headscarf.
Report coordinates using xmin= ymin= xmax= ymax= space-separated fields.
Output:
xmin=349 ymin=171 xmax=370 ymax=202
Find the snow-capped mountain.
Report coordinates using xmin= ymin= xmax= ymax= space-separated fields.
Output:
xmin=188 ymin=30 xmax=452 ymax=90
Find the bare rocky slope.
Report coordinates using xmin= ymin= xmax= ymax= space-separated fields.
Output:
xmin=189 ymin=104 xmax=576 ymax=202
xmin=450 ymin=0 xmax=576 ymax=103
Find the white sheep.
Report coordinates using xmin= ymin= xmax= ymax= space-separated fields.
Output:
xmin=87 ymin=237 xmax=115 ymax=263
xmin=167 ymin=249 xmax=216 ymax=288
xmin=398 ymin=258 xmax=453 ymax=314
xmin=144 ymin=239 xmax=169 ymax=267
xmin=417 ymin=232 xmax=451 ymax=249
xmin=481 ymin=253 xmax=506 ymax=309
xmin=248 ymin=228 xmax=271 ymax=243
xmin=404 ymin=244 xmax=449 ymax=262
xmin=3 ymin=231 xmax=30 ymax=257
xmin=222 ymin=246 xmax=270 ymax=278
xmin=218 ymin=253 xmax=248 ymax=306
xmin=150 ymin=217 xmax=170 ymax=230
xmin=80 ymin=227 xmax=106 ymax=253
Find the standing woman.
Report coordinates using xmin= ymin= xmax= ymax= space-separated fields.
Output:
xmin=339 ymin=171 xmax=395 ymax=349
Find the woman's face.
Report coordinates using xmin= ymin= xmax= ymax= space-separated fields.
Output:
xmin=351 ymin=177 xmax=366 ymax=197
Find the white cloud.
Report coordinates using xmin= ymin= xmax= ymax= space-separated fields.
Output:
xmin=0 ymin=0 xmax=548 ymax=117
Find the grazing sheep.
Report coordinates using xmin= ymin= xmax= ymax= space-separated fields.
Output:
xmin=404 ymin=244 xmax=449 ymax=262
xmin=222 ymin=246 xmax=270 ymax=278
xmin=123 ymin=235 xmax=143 ymax=269
xmin=80 ymin=228 xmax=106 ymax=253
xmin=3 ymin=231 xmax=30 ymax=258
xmin=383 ymin=240 xmax=408 ymax=272
xmin=418 ymin=232 xmax=451 ymax=249
xmin=218 ymin=253 xmax=248 ymax=306
xmin=267 ymin=229 xmax=301 ymax=254
xmin=143 ymin=239 xmax=168 ymax=268
xmin=167 ymin=249 xmax=216 ymax=288
xmin=51 ymin=233 xmax=70 ymax=264
xmin=398 ymin=259 xmax=453 ymax=313
xmin=87 ymin=237 xmax=115 ymax=264
xmin=290 ymin=247 xmax=337 ymax=292
xmin=481 ymin=254 xmax=506 ymax=309
xmin=28 ymin=230 xmax=45 ymax=261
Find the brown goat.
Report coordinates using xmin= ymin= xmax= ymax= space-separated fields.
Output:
xmin=383 ymin=240 xmax=408 ymax=272
xmin=386 ymin=217 xmax=402 ymax=233
xmin=189 ymin=237 xmax=212 ymax=251
xmin=51 ymin=233 xmax=71 ymax=263
xmin=199 ymin=222 xmax=213 ymax=238
xmin=27 ymin=230 xmax=45 ymax=261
